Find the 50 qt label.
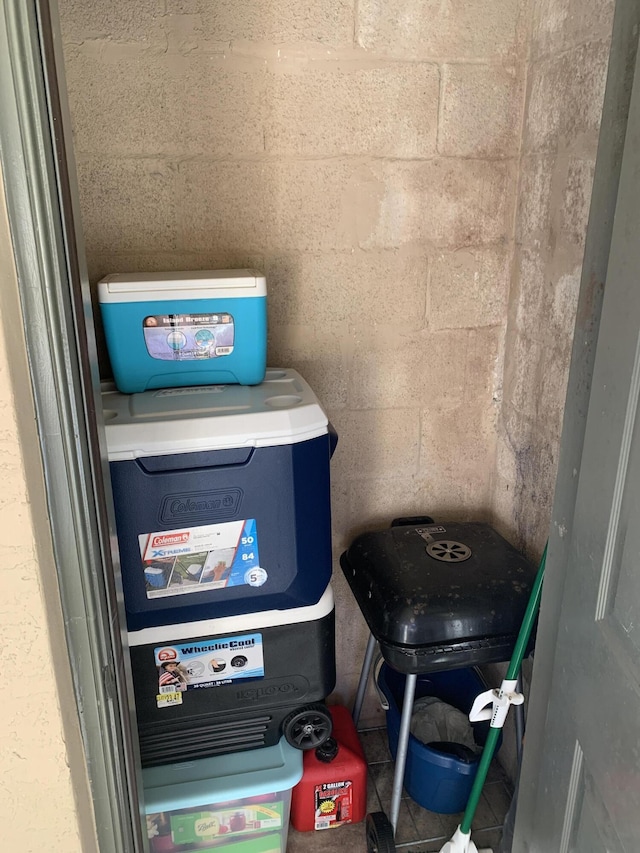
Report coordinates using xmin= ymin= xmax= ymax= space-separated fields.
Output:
xmin=140 ymin=518 xmax=265 ymax=599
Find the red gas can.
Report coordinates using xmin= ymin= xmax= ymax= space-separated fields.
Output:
xmin=290 ymin=704 xmax=367 ymax=831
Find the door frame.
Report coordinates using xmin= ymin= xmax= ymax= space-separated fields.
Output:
xmin=0 ymin=3 xmax=145 ymax=851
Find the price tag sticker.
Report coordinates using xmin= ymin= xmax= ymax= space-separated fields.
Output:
xmin=156 ymin=691 xmax=183 ymax=708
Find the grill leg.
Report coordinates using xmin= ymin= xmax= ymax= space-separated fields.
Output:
xmin=389 ymin=671 xmax=417 ymax=834
xmin=352 ymin=632 xmax=377 ymax=726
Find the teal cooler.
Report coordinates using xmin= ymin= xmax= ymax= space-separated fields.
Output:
xmin=143 ymin=737 xmax=302 ymax=853
xmin=98 ymin=269 xmax=267 ymax=393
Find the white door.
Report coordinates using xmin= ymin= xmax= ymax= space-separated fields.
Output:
xmin=513 ymin=33 xmax=640 ymax=853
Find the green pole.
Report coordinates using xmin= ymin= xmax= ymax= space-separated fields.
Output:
xmin=459 ymin=543 xmax=548 ymax=836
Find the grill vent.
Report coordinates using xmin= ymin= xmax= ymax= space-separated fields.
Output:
xmin=426 ymin=540 xmax=472 ymax=563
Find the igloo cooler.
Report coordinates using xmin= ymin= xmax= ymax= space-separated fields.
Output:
xmin=130 ymin=584 xmax=336 ymax=767
xmin=98 ymin=269 xmax=267 ymax=393
xmin=103 ymin=369 xmax=337 ymax=632
xmin=143 ymin=736 xmax=302 ymax=853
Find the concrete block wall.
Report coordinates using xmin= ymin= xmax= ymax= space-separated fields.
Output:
xmin=59 ymin=0 xmax=530 ymax=724
xmin=492 ymin=0 xmax=616 ymax=559
xmin=486 ymin=0 xmax=615 ymax=783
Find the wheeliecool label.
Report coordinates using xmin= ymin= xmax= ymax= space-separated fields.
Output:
xmin=142 ymin=311 xmax=235 ymax=361
xmin=139 ymin=518 xmax=265 ymax=599
xmin=314 ymin=781 xmax=354 ymax=830
xmin=154 ymin=633 xmax=264 ymax=709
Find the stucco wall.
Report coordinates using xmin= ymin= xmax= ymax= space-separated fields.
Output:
xmin=58 ymin=0 xmax=530 ymax=724
xmin=0 ymin=172 xmax=96 ymax=849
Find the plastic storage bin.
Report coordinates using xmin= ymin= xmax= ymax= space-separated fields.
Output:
xmin=98 ymin=269 xmax=267 ymax=393
xmin=130 ymin=584 xmax=336 ymax=767
xmin=376 ymin=663 xmax=500 ymax=814
xmin=103 ymin=369 xmax=337 ymax=631
xmin=143 ymin=736 xmax=302 ymax=853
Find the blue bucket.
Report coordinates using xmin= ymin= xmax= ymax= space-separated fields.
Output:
xmin=376 ymin=663 xmax=501 ymax=814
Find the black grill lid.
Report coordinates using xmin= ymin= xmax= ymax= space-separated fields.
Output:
xmin=340 ymin=522 xmax=536 ymax=650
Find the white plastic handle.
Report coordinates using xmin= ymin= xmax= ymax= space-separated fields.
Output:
xmin=373 ymin=655 xmax=390 ymax=711
xmin=469 ymin=679 xmax=524 ymax=729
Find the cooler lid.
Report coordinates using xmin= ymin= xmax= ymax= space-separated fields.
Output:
xmin=142 ymin=736 xmax=303 ymax=812
xmin=127 ymin=583 xmax=334 ymax=647
xmin=103 ymin=368 xmax=328 ymax=459
xmin=340 ymin=522 xmax=537 ymax=650
xmin=98 ymin=269 xmax=266 ymax=303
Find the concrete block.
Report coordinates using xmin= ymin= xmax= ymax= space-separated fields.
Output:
xmin=548 ymin=265 xmax=581 ymax=342
xmin=515 ymin=155 xmax=554 ymax=246
xmin=178 ymin=57 xmax=267 ymax=156
xmin=178 ymin=159 xmax=356 ymax=253
xmin=513 ymin=247 xmax=546 ymax=339
xmin=502 ymin=332 xmax=542 ymax=417
xmin=439 ymin=64 xmax=524 ymax=157
xmin=429 ymin=245 xmax=510 ymax=329
xmin=532 ymin=0 xmax=615 ymax=58
xmin=66 ymin=49 xmax=268 ymax=157
xmin=329 ymin=477 xmax=351 ymax=552
xmin=494 ymin=415 xmax=558 ymax=552
xmin=524 ymin=41 xmax=610 ymax=156
xmin=360 ymin=159 xmax=514 ymax=250
xmin=419 ymin=401 xmax=497 ymax=513
xmin=58 ymin=0 xmax=164 ymax=43
xmin=64 ymin=48 xmax=176 ymax=156
xmin=347 ymin=327 xmax=497 ymax=416
xmin=168 ymin=0 xmax=355 ymax=46
xmin=265 ymin=63 xmax=439 ymax=157
xmin=264 ymin=250 xmax=428 ymax=329
xmin=357 ymin=0 xmax=527 ymax=60
xmin=421 ymin=328 xmax=477 ymax=412
xmin=348 ymin=331 xmax=446 ymax=410
xmin=347 ymin=326 xmax=500 ymax=414
xmin=559 ymin=158 xmax=596 ymax=250
xmin=76 ymin=157 xmax=178 ymax=254
xmin=466 ymin=325 xmax=503 ymax=401
xmin=535 ymin=343 xmax=571 ymax=444
xmin=330 ymin=408 xmax=421 ymax=482
xmin=266 ymin=323 xmax=349 ymax=410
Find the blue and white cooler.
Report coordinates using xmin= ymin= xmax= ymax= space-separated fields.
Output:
xmin=103 ymin=369 xmax=337 ymax=632
xmin=98 ymin=269 xmax=267 ymax=393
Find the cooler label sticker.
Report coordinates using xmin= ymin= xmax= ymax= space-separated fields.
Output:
xmin=314 ymin=781 xmax=354 ymax=830
xmin=154 ymin=633 xmax=264 ymax=706
xmin=140 ymin=518 xmax=264 ymax=599
xmin=142 ymin=312 xmax=235 ymax=361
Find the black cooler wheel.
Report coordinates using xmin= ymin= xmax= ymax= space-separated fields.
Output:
xmin=366 ymin=812 xmax=396 ymax=853
xmin=282 ymin=703 xmax=332 ymax=750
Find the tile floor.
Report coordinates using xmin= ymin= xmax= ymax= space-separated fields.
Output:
xmin=287 ymin=726 xmax=512 ymax=853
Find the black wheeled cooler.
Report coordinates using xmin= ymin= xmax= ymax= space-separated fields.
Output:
xmin=129 ymin=585 xmax=336 ymax=766
xmin=102 ymin=368 xmax=338 ymax=765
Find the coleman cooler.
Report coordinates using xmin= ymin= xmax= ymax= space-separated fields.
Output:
xmin=103 ymin=369 xmax=337 ymax=632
